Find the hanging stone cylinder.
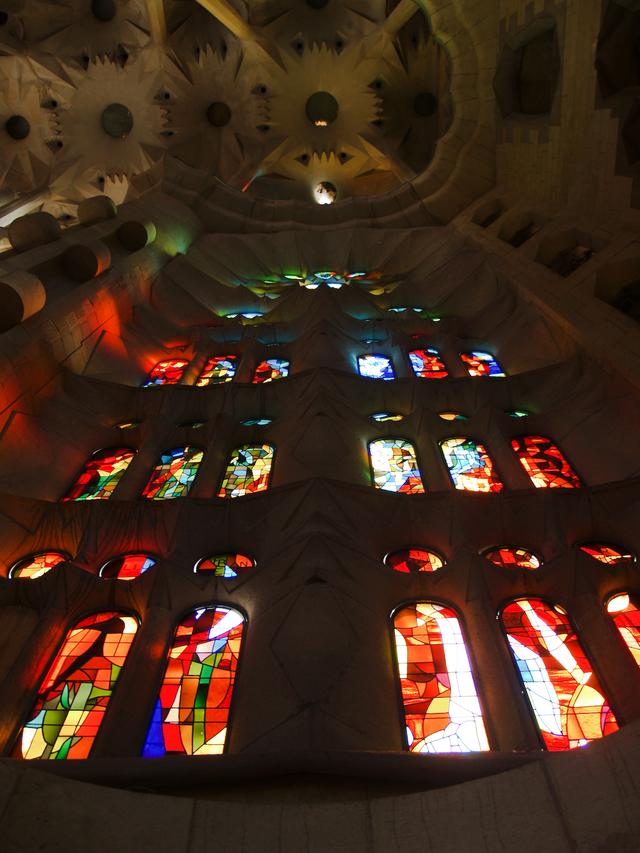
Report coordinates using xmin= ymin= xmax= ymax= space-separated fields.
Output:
xmin=117 ymin=220 xmax=157 ymax=251
xmin=8 ymin=212 xmax=61 ymax=252
xmin=62 ymin=239 xmax=111 ymax=283
xmin=78 ymin=195 xmax=118 ymax=225
xmin=0 ymin=271 xmax=46 ymax=332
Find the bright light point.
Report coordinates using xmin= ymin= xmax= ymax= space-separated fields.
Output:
xmin=438 ymin=412 xmax=468 ymax=422
xmin=314 ymin=181 xmax=337 ymax=205
xmin=607 ymin=594 xmax=630 ymax=613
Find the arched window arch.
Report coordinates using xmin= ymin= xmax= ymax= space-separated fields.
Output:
xmin=142 ymin=447 xmax=203 ymax=500
xmin=252 ymin=359 xmax=289 ymax=384
xmin=196 ymin=355 xmax=238 ymax=386
xmin=500 ymin=598 xmax=618 ymax=750
xmin=440 ymin=438 xmax=503 ymax=493
xmin=63 ymin=447 xmax=136 ymax=501
xmin=369 ymin=439 xmax=425 ymax=493
xmin=607 ymin=594 xmax=640 ymax=669
xmin=511 ymin=436 xmax=581 ymax=489
xmin=194 ymin=554 xmax=255 ymax=578
xmin=142 ymin=359 xmax=190 ymax=387
xmin=385 ymin=549 xmax=445 ymax=573
xmin=9 ymin=551 xmax=69 ymax=579
xmin=358 ymin=354 xmax=395 ymax=380
xmin=99 ymin=554 xmax=157 ymax=580
xmin=17 ymin=611 xmax=138 ymax=759
xmin=393 ymin=602 xmax=490 ymax=753
xmin=142 ymin=605 xmax=245 ymax=756
xmin=482 ymin=546 xmax=541 ymax=570
xmin=460 ymin=351 xmax=505 ymax=377
xmin=579 ymin=543 xmax=635 ymax=566
xmin=408 ymin=348 xmax=448 ymax=379
xmin=218 ymin=444 xmax=275 ymax=498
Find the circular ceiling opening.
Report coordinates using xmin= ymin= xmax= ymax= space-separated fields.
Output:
xmin=5 ymin=115 xmax=31 ymax=140
xmin=91 ymin=0 xmax=117 ymax=22
xmin=306 ymin=91 xmax=339 ymax=127
xmin=207 ymin=102 xmax=232 ymax=127
xmin=413 ymin=92 xmax=438 ymax=117
xmin=314 ymin=181 xmax=337 ymax=204
xmin=101 ymin=103 xmax=134 ymax=138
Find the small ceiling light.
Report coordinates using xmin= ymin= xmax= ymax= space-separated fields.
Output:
xmin=306 ymin=91 xmax=339 ymax=127
xmin=313 ymin=181 xmax=337 ymax=205
xmin=607 ymin=594 xmax=630 ymax=614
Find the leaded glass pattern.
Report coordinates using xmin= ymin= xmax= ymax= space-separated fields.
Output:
xmin=409 ymin=349 xmax=448 ymax=379
xmin=501 ymin=599 xmax=618 ymax=751
xmin=483 ymin=547 xmax=541 ymax=570
xmin=386 ymin=549 xmax=445 ymax=573
xmin=142 ymin=447 xmax=203 ymax=500
xmin=100 ymin=554 xmax=156 ymax=580
xmin=394 ymin=602 xmax=490 ymax=753
xmin=64 ymin=448 xmax=135 ymax=501
xmin=195 ymin=554 xmax=255 ymax=578
xmin=218 ymin=444 xmax=274 ymax=497
xmin=607 ymin=594 xmax=640 ymax=668
xmin=369 ymin=439 xmax=425 ymax=493
xmin=253 ymin=359 xmax=289 ymax=384
xmin=142 ymin=606 xmax=244 ymax=757
xmin=9 ymin=551 xmax=69 ymax=580
xmin=579 ymin=544 xmax=635 ymax=566
xmin=512 ymin=436 xmax=581 ymax=489
xmin=197 ymin=356 xmax=238 ymax=386
xmin=143 ymin=359 xmax=189 ymax=387
xmin=460 ymin=351 xmax=505 ymax=377
xmin=440 ymin=438 xmax=503 ymax=493
xmin=17 ymin=612 xmax=138 ymax=760
xmin=358 ymin=354 xmax=395 ymax=380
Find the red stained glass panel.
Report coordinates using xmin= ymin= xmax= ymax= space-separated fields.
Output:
xmin=386 ymin=549 xmax=445 ymax=573
xmin=512 ymin=436 xmax=581 ymax=489
xmin=63 ymin=448 xmax=135 ymax=501
xmin=143 ymin=359 xmax=189 ymax=387
xmin=483 ymin=547 xmax=541 ymax=571
xmin=9 ymin=551 xmax=68 ymax=580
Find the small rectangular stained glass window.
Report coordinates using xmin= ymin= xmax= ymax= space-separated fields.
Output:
xmin=358 ymin=354 xmax=395 ymax=380
xmin=197 ymin=356 xmax=238 ymax=386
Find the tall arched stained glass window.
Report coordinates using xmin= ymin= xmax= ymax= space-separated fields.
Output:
xmin=393 ymin=602 xmax=489 ymax=753
xmin=369 ymin=439 xmax=425 ymax=493
xmin=9 ymin=551 xmax=69 ymax=579
xmin=501 ymin=598 xmax=618 ymax=750
xmin=460 ymin=351 xmax=505 ymax=377
xmin=196 ymin=355 xmax=238 ymax=386
xmin=253 ymin=359 xmax=289 ymax=384
xmin=63 ymin=447 xmax=135 ymax=501
xmin=607 ymin=594 xmax=640 ymax=669
xmin=142 ymin=605 xmax=244 ymax=757
xmin=440 ymin=438 xmax=503 ymax=493
xmin=218 ymin=444 xmax=274 ymax=497
xmin=143 ymin=359 xmax=189 ymax=387
xmin=17 ymin=611 xmax=138 ymax=759
xmin=409 ymin=349 xmax=448 ymax=379
xmin=512 ymin=436 xmax=581 ymax=489
xmin=100 ymin=554 xmax=156 ymax=580
xmin=358 ymin=354 xmax=395 ymax=380
xmin=142 ymin=447 xmax=203 ymax=500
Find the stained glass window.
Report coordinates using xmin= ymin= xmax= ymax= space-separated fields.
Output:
xmin=369 ymin=439 xmax=425 ymax=494
xmin=218 ymin=444 xmax=274 ymax=498
xmin=371 ymin=412 xmax=404 ymax=423
xmin=17 ymin=612 xmax=138 ymax=760
xmin=142 ymin=606 xmax=244 ymax=757
xmin=579 ymin=544 xmax=635 ymax=566
xmin=195 ymin=554 xmax=255 ymax=578
xmin=440 ymin=438 xmax=503 ymax=493
xmin=64 ymin=447 xmax=135 ymax=501
xmin=358 ymin=354 xmax=395 ymax=381
xmin=607 ymin=594 xmax=640 ymax=668
xmin=483 ymin=547 xmax=541 ymax=570
xmin=100 ymin=554 xmax=156 ymax=580
xmin=142 ymin=447 xmax=203 ymax=500
xmin=409 ymin=349 xmax=448 ymax=379
xmin=196 ymin=356 xmax=238 ymax=386
xmin=501 ymin=598 xmax=618 ymax=750
xmin=241 ymin=418 xmax=272 ymax=426
xmin=512 ymin=436 xmax=581 ymax=489
xmin=507 ymin=410 xmax=530 ymax=419
xmin=394 ymin=602 xmax=490 ymax=753
xmin=143 ymin=359 xmax=189 ymax=387
xmin=460 ymin=351 xmax=505 ymax=378
xmin=252 ymin=359 xmax=289 ymax=384
xmin=386 ymin=549 xmax=445 ymax=573
xmin=438 ymin=412 xmax=468 ymax=422
xmin=9 ymin=551 xmax=69 ymax=580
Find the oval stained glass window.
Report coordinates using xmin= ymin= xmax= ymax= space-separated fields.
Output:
xmin=100 ymin=554 xmax=157 ymax=580
xmin=386 ymin=549 xmax=445 ymax=573
xmin=579 ymin=543 xmax=635 ymax=566
xmin=9 ymin=551 xmax=69 ymax=579
xmin=483 ymin=547 xmax=541 ymax=571
xmin=194 ymin=553 xmax=255 ymax=578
